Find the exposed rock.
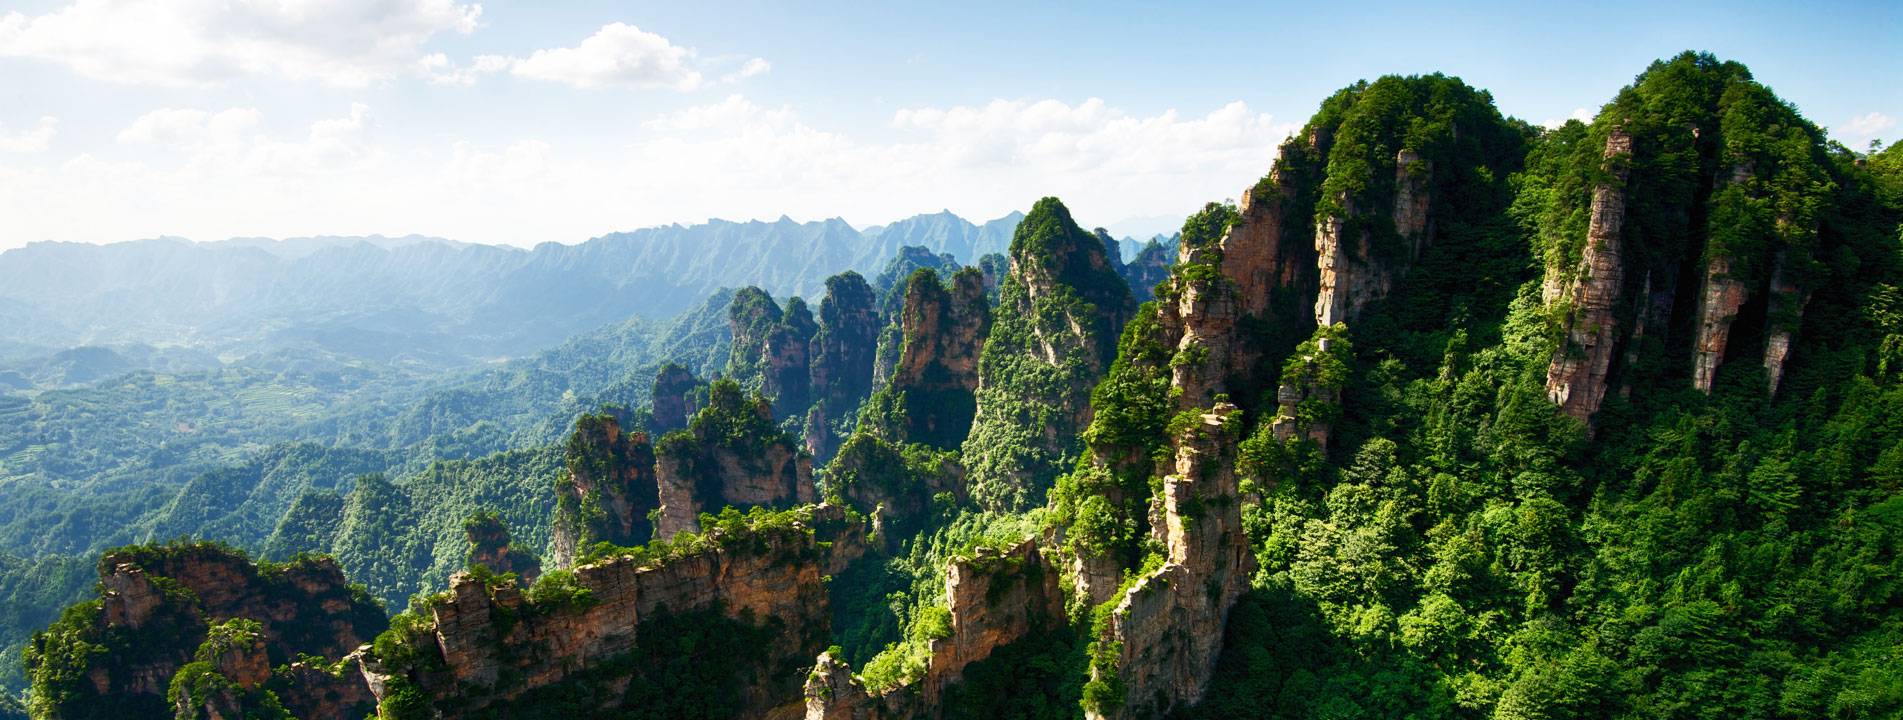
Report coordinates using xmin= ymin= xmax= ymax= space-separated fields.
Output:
xmin=1691 ymin=255 xmax=1748 ymax=392
xmin=1117 ymin=235 xmax=1176 ymax=302
xmin=1314 ymin=148 xmax=1431 ymax=328
xmin=803 ymin=540 xmax=1065 ymax=719
xmin=1222 ymin=176 xmax=1316 ymax=327
xmin=808 ymin=272 xmax=882 ymax=458
xmin=964 ymin=198 xmax=1135 ymax=510
xmin=377 ymin=506 xmax=862 ymax=719
xmin=1088 ymin=403 xmax=1253 ymax=719
xmin=40 ymin=544 xmax=385 ymax=718
xmin=765 ymin=298 xmax=820 ymax=418
xmin=923 ymin=540 xmax=1065 ymax=701
xmin=551 ymin=414 xmax=658 ymax=566
xmin=1545 ymin=128 xmax=1634 ymax=423
xmin=727 ymin=286 xmax=786 ymax=386
xmin=1763 ymin=249 xmax=1810 ymax=394
xmin=876 ymin=267 xmax=991 ymax=449
xmin=651 ymin=363 xmax=702 ymax=434
xmin=277 ymin=659 xmax=376 ymax=720
xmin=655 ymin=381 xmax=815 ymax=537
xmin=465 ymin=511 xmax=542 ymax=583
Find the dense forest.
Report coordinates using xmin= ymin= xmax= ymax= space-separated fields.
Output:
xmin=12 ymin=52 xmax=1903 ymax=720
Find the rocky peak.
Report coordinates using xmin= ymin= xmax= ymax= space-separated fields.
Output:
xmin=464 ymin=510 xmax=542 ymax=583
xmin=806 ymin=271 xmax=882 ymax=461
xmin=1544 ymin=127 xmax=1633 ymax=423
xmin=727 ymin=286 xmax=786 ymax=386
xmin=651 ymin=363 xmax=703 ymax=434
xmin=654 ymin=379 xmax=815 ymax=537
xmin=29 ymin=543 xmax=385 ymax=720
xmin=804 ymin=539 xmax=1064 ymax=718
xmin=963 ymin=197 xmax=1136 ymax=510
xmin=1539 ymin=54 xmax=1830 ymax=417
xmin=370 ymin=505 xmax=863 ymax=719
xmin=1088 ymin=402 xmax=1252 ymax=719
xmin=551 ymin=413 xmax=659 ymax=566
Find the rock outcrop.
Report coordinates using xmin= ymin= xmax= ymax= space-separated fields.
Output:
xmin=963 ymin=197 xmax=1135 ymax=510
xmin=370 ymin=505 xmax=864 ymax=720
xmin=873 ymin=267 xmax=991 ymax=449
xmin=551 ymin=414 xmax=659 ymax=566
xmin=655 ymin=380 xmax=815 ymax=537
xmin=652 ymin=363 xmax=702 ymax=434
xmin=1314 ymin=147 xmax=1433 ymax=328
xmin=28 ymin=544 xmax=385 ymax=720
xmin=1087 ymin=403 xmax=1253 ymax=719
xmin=765 ymin=298 xmax=820 ymax=418
xmin=1545 ymin=128 xmax=1634 ymax=423
xmin=808 ymin=272 xmax=882 ymax=459
xmin=1537 ymin=58 xmax=1830 ymax=417
xmin=804 ymin=539 xmax=1065 ymax=719
xmin=464 ymin=510 xmax=542 ymax=583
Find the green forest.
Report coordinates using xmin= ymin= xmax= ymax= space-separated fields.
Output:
xmin=9 ymin=52 xmax=1903 ymax=720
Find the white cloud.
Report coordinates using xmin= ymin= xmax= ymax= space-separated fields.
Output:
xmin=1 ymin=96 xmax=1295 ymax=248
xmin=0 ymin=116 xmax=58 ymax=153
xmin=0 ymin=0 xmax=481 ymax=87
xmin=644 ymin=95 xmax=794 ymax=131
xmin=1835 ymin=111 xmax=1897 ymax=145
xmin=491 ymin=23 xmax=707 ymax=90
xmin=721 ymin=57 xmax=771 ymax=84
xmin=1540 ymin=107 xmax=1594 ymax=129
xmin=117 ymin=107 xmax=263 ymax=146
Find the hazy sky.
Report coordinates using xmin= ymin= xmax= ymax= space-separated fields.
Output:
xmin=1 ymin=0 xmax=1898 ymax=249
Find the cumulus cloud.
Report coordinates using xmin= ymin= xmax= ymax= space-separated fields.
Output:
xmin=0 ymin=0 xmax=481 ymax=87
xmin=2 ymin=96 xmax=1295 ymax=248
xmin=117 ymin=107 xmax=263 ymax=146
xmin=485 ymin=23 xmax=707 ymax=90
xmin=721 ymin=58 xmax=772 ymax=84
xmin=0 ymin=116 xmax=59 ymax=153
xmin=1835 ymin=111 xmax=1898 ymax=146
xmin=1541 ymin=107 xmax=1595 ymax=129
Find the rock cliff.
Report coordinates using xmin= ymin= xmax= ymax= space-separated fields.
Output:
xmin=366 ymin=505 xmax=864 ymax=719
xmin=804 ymin=539 xmax=1065 ymax=719
xmin=869 ymin=267 xmax=991 ymax=449
xmin=651 ymin=363 xmax=703 ymax=434
xmin=550 ymin=414 xmax=659 ymax=566
xmin=808 ymin=271 xmax=882 ymax=459
xmin=1544 ymin=128 xmax=1635 ymax=423
xmin=26 ymin=543 xmax=385 ymax=720
xmin=1086 ymin=403 xmax=1252 ymax=719
xmin=963 ymin=197 xmax=1135 ymax=510
xmin=655 ymin=380 xmax=815 ymax=537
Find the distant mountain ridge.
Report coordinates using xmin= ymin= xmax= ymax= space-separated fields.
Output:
xmin=0 ymin=210 xmax=1120 ymax=366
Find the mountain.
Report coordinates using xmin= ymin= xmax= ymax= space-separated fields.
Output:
xmin=18 ymin=53 xmax=1903 ymax=720
xmin=0 ymin=213 xmax=1032 ymax=368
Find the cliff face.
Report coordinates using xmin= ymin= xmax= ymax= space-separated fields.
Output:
xmin=1536 ymin=58 xmax=1829 ymax=419
xmin=655 ymin=381 xmax=815 ymax=537
xmin=551 ymin=414 xmax=659 ymax=566
xmin=1117 ymin=236 xmax=1176 ymax=302
xmin=874 ymin=267 xmax=991 ymax=449
xmin=370 ymin=506 xmax=863 ymax=720
xmin=652 ymin=363 xmax=703 ymax=434
xmin=808 ymin=272 xmax=882 ymax=459
xmin=765 ymin=298 xmax=820 ymax=418
xmin=804 ymin=540 xmax=1065 ymax=719
xmin=28 ymin=544 xmax=385 ymax=720
xmin=1088 ymin=403 xmax=1253 ymax=720
xmin=1315 ymin=148 xmax=1434 ymax=328
xmin=1544 ymin=129 xmax=1634 ymax=423
xmin=963 ymin=198 xmax=1136 ymax=510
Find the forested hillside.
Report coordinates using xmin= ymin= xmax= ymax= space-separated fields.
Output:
xmin=16 ymin=53 xmax=1903 ymax=720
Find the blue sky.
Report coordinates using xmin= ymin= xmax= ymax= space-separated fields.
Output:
xmin=1 ymin=0 xmax=1898 ymax=248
